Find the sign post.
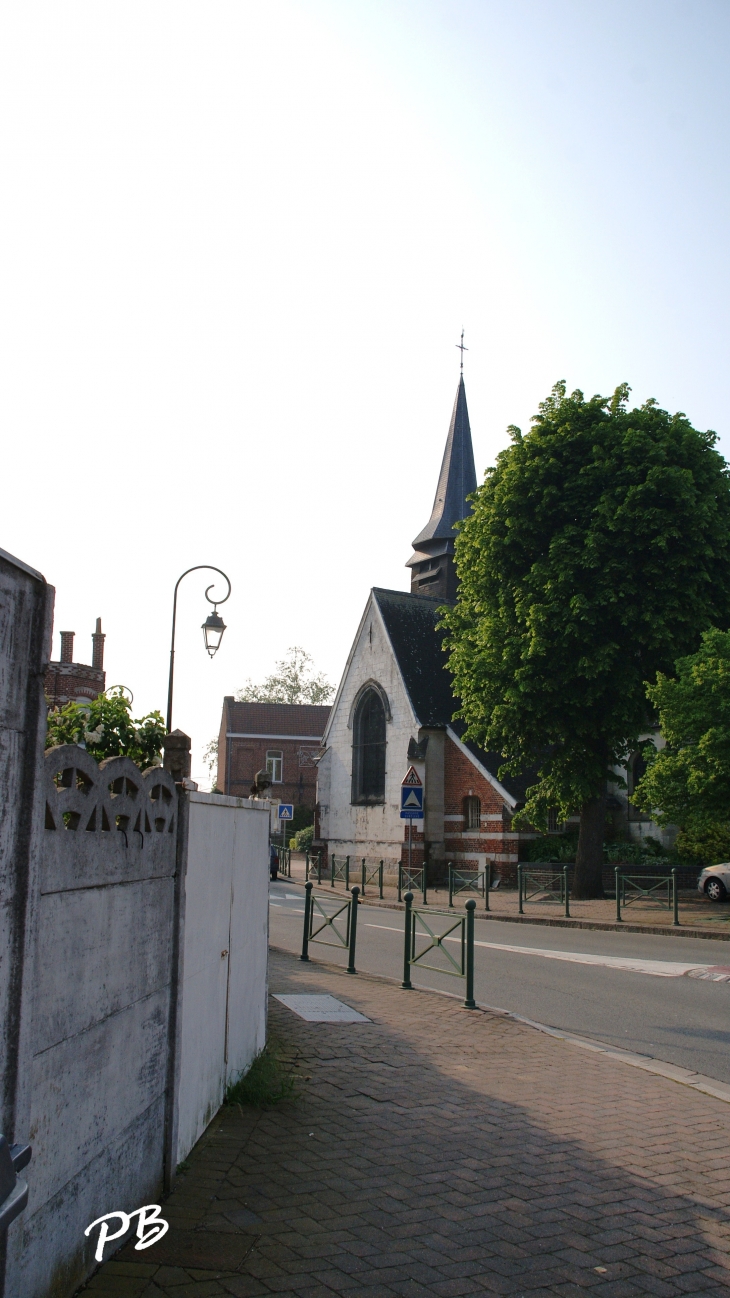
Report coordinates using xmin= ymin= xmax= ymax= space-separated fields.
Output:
xmin=278 ymin=803 xmax=294 ymax=849
xmin=400 ymin=766 xmax=424 ymax=876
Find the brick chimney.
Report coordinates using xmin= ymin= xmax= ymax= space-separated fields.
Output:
xmin=60 ymin=631 xmax=74 ymax=664
xmin=92 ymin=617 xmax=105 ymax=670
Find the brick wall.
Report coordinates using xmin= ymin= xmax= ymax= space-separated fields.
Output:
xmin=441 ymin=738 xmax=519 ymax=881
xmin=224 ymin=736 xmax=318 ymax=807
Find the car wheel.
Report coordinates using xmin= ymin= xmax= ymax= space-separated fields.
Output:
xmin=705 ymin=878 xmax=727 ymax=902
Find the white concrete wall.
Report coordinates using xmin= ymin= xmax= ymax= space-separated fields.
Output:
xmin=175 ymin=793 xmax=269 ymax=1164
xmin=319 ymin=594 xmax=417 ymax=863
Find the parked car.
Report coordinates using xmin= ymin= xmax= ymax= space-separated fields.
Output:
xmin=698 ymin=864 xmax=730 ymax=901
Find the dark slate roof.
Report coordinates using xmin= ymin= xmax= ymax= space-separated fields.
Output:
xmin=225 ymin=701 xmax=330 ymax=737
xmin=412 ymin=375 xmax=478 ymax=546
xmin=372 ymin=587 xmax=532 ymax=803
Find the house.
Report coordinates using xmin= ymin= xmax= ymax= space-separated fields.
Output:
xmin=216 ymin=700 xmax=331 ymax=815
xmin=314 ymin=374 xmax=540 ymax=881
xmin=44 ymin=619 xmax=106 ymax=708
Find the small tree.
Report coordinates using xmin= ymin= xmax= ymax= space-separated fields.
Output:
xmin=205 ymin=648 xmax=333 ymax=782
xmin=236 ymin=647 xmax=334 ymax=705
xmin=442 ymin=381 xmax=730 ymax=897
xmin=46 ymin=688 xmax=165 ymax=769
xmin=633 ymin=628 xmax=730 ymax=862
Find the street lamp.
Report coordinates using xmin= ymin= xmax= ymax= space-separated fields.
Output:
xmin=167 ymin=565 xmax=232 ymax=733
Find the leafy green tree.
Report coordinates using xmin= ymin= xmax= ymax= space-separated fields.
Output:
xmin=46 ymin=688 xmax=165 ymax=769
xmin=442 ymin=381 xmax=730 ymax=897
xmin=633 ymin=628 xmax=730 ymax=862
xmin=236 ymin=646 xmax=334 ymax=705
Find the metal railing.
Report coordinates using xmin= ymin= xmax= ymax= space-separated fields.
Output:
xmin=517 ymin=864 xmax=571 ymax=918
xmin=300 ymin=881 xmax=359 ymax=973
xmin=398 ymin=864 xmax=427 ymax=905
xmin=358 ymin=857 xmax=384 ymax=899
xmin=330 ymin=854 xmax=350 ymax=889
xmin=448 ymin=864 xmax=491 ymax=910
xmin=615 ymin=867 xmax=679 ymax=926
xmin=305 ymin=850 xmax=324 ymax=883
xmin=401 ymin=892 xmax=476 ymax=1008
xmin=277 ymin=846 xmax=292 ymax=877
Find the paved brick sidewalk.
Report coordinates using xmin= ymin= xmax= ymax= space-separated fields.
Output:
xmin=83 ymin=949 xmax=730 ymax=1297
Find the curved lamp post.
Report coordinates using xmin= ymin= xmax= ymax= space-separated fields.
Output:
xmin=166 ymin=565 xmax=232 ymax=733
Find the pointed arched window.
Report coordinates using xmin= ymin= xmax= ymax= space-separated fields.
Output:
xmin=351 ymin=687 xmax=386 ymax=804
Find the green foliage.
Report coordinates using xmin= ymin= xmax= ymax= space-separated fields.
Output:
xmin=633 ymin=628 xmax=730 ymax=862
xmin=294 ymin=824 xmax=315 ymax=851
xmin=225 ymin=1046 xmax=297 ymax=1108
xmin=45 ymin=688 xmax=165 ymax=769
xmin=442 ymin=382 xmax=730 ymax=838
xmin=520 ymin=834 xmax=579 ymax=863
xmin=236 ymin=646 xmax=334 ymax=705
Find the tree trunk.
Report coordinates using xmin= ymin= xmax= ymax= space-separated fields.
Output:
xmin=571 ymin=788 xmax=607 ymax=899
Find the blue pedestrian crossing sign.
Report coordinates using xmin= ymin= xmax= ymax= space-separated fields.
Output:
xmin=277 ymin=804 xmax=294 ymax=820
xmin=400 ymin=767 xmax=424 ymax=819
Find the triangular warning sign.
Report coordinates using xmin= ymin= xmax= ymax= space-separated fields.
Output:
xmin=401 ymin=765 xmax=422 ymax=786
xmin=402 ymin=789 xmax=422 ymax=808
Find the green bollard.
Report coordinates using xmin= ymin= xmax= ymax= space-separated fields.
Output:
xmin=672 ymin=867 xmax=679 ymax=926
xmin=518 ymin=864 xmax=523 ymax=914
xmin=397 ymin=865 xmax=402 ymax=903
xmin=615 ymin=867 xmax=622 ymax=923
xmin=564 ymin=865 xmax=570 ymax=919
xmin=317 ymin=853 xmax=323 ymax=884
xmin=448 ymin=865 xmax=454 ymax=908
xmin=347 ymin=886 xmax=359 ymax=973
xmin=379 ymin=860 xmax=384 ymax=899
xmin=402 ymin=892 xmax=413 ymax=989
xmin=331 ymin=855 xmax=336 ymax=888
xmin=464 ymin=899 xmax=476 ymax=1008
xmin=301 ymin=881 xmax=313 ymax=961
xmin=484 ymin=862 xmax=491 ymax=912
xmin=305 ymin=849 xmax=310 ymax=880
xmin=361 ymin=857 xmax=366 ymax=895
xmin=422 ymin=864 xmax=428 ymax=907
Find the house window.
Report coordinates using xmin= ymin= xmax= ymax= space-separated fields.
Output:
xmin=266 ymin=750 xmax=283 ymax=783
xmin=351 ymin=688 xmax=386 ymax=804
xmin=463 ymin=796 xmax=481 ymax=830
xmin=629 ymin=753 xmax=647 ymax=795
xmin=547 ymin=808 xmax=564 ymax=833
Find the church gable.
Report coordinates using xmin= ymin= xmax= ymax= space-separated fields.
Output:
xmin=316 ymin=592 xmax=419 ymax=860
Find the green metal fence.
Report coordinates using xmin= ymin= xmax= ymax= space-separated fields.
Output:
xmin=448 ymin=864 xmax=491 ymax=910
xmin=358 ymin=858 xmax=384 ymax=899
xmin=277 ymin=847 xmax=292 ymax=877
xmin=330 ymin=854 xmax=350 ymax=889
xmin=517 ymin=864 xmax=571 ymax=918
xmin=398 ymin=864 xmax=427 ymax=905
xmin=401 ymin=892 xmax=476 ymax=1008
xmin=305 ymin=850 xmax=324 ymax=883
xmin=300 ymin=881 xmax=360 ymax=973
xmin=615 ymin=867 xmax=679 ymax=926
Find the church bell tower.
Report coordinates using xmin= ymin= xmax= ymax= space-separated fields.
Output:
xmin=406 ymin=371 xmax=477 ymax=601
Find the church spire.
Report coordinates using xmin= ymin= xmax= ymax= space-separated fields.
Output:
xmin=406 ymin=372 xmax=477 ymax=601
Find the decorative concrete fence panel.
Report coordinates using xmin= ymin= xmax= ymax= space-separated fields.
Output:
xmin=12 ymin=746 xmax=180 ymax=1298
xmin=175 ymin=792 xmax=269 ymax=1165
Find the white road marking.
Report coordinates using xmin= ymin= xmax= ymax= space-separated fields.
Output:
xmin=363 ymin=923 xmax=725 ymax=979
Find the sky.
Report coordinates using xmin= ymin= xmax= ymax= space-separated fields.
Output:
xmin=2 ymin=0 xmax=729 ymax=786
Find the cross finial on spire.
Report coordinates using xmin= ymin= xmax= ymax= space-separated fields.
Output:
xmin=455 ymin=328 xmax=468 ymax=373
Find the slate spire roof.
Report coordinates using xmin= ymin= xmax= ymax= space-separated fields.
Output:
xmin=406 ymin=374 xmax=478 ymax=600
xmin=412 ymin=374 xmax=477 ymax=547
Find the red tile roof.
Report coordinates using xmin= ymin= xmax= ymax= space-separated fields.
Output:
xmin=224 ymin=700 xmax=330 ymax=738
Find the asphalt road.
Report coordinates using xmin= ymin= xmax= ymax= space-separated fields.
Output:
xmin=269 ymin=880 xmax=730 ymax=1084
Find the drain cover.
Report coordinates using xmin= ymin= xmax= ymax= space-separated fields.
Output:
xmin=273 ymin=993 xmax=370 ymax=1022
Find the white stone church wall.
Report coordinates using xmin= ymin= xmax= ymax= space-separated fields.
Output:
xmin=318 ymin=595 xmax=418 ymax=865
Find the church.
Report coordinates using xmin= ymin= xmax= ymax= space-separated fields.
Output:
xmin=313 ymin=372 xmax=538 ymax=882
